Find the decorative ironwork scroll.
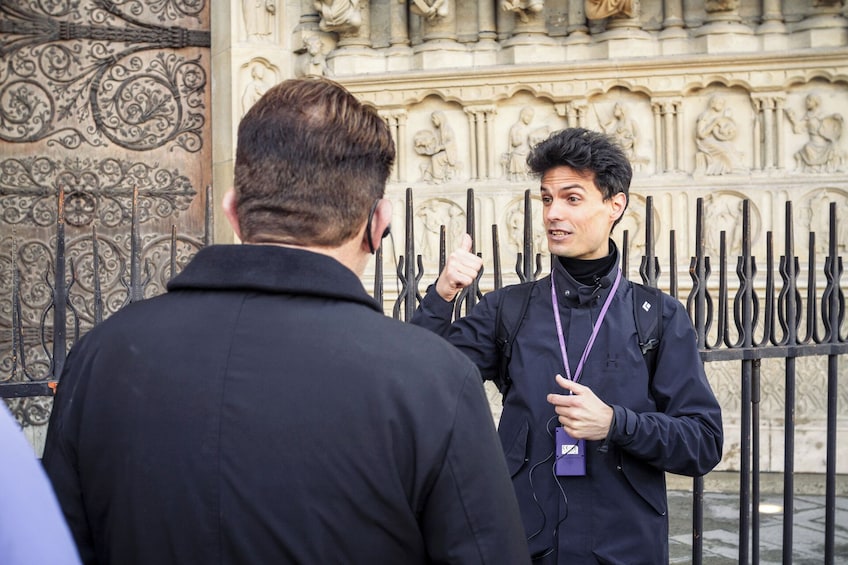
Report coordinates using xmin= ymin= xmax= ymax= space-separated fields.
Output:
xmin=0 ymin=0 xmax=210 ymax=152
xmin=0 ymin=156 xmax=196 ymax=226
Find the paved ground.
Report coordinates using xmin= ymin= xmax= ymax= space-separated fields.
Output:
xmin=667 ymin=476 xmax=848 ymax=564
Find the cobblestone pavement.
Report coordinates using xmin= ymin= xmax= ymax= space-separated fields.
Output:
xmin=667 ymin=489 xmax=848 ymax=564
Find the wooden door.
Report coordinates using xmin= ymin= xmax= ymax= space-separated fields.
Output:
xmin=0 ymin=1 xmax=212 ymax=435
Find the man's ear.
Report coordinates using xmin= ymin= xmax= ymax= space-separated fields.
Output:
xmin=609 ymin=192 xmax=627 ymax=224
xmin=222 ymin=189 xmax=243 ymax=242
xmin=365 ymin=198 xmax=393 ymax=254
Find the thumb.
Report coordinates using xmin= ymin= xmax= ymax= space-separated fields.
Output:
xmin=459 ymin=233 xmax=473 ymax=253
xmin=555 ymin=374 xmax=580 ymax=394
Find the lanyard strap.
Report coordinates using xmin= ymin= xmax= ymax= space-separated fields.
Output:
xmin=551 ymin=269 xmax=621 ymax=384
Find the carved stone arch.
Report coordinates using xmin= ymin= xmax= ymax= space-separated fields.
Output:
xmin=682 ymin=75 xmax=756 ymax=97
xmin=502 ymin=193 xmax=545 ymax=257
xmin=239 ymin=58 xmax=280 ymax=117
xmin=798 ymin=187 xmax=848 ymax=255
xmin=702 ymin=189 xmax=762 ymax=257
xmin=614 ymin=191 xmax=660 ymax=280
xmin=414 ymin=197 xmax=466 ymax=264
xmin=784 ymin=69 xmax=848 ymax=90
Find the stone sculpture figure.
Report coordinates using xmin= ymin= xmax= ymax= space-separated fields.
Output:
xmin=416 ymin=199 xmax=465 ymax=259
xmin=300 ymin=36 xmax=332 ymax=77
xmin=501 ymin=0 xmax=544 ymax=23
xmin=314 ymin=0 xmax=362 ymax=32
xmin=694 ymin=95 xmax=747 ymax=175
xmin=785 ymin=93 xmax=844 ymax=173
xmin=504 ymin=107 xmax=549 ymax=181
xmin=414 ymin=111 xmax=459 ymax=184
xmin=585 ymin=0 xmax=636 ymax=20
xmin=705 ymin=0 xmax=738 ymax=11
xmin=243 ymin=0 xmax=276 ymax=41
xmin=241 ymin=63 xmax=271 ymax=116
xmin=598 ymin=102 xmax=647 ymax=168
xmin=705 ymin=194 xmax=744 ymax=255
xmin=410 ymin=0 xmax=449 ymax=21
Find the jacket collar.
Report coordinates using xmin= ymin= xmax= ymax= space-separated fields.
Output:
xmin=551 ymin=240 xmax=622 ymax=307
xmin=167 ymin=245 xmax=382 ymax=313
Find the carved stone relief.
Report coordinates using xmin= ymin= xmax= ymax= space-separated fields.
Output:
xmin=414 ymin=198 xmax=466 ymax=261
xmin=314 ymin=0 xmax=362 ymax=32
xmin=502 ymin=106 xmax=549 ymax=181
xmin=785 ymin=93 xmax=845 ymax=174
xmin=694 ymin=94 xmax=748 ymax=176
xmin=703 ymin=191 xmax=761 ymax=257
xmin=243 ymin=0 xmax=277 ymax=42
xmin=585 ymin=0 xmax=637 ymax=21
xmin=800 ymin=188 xmax=848 ymax=255
xmin=410 ymin=0 xmax=449 ymax=21
xmin=503 ymin=195 xmax=545 ymax=256
xmin=501 ymin=0 xmax=544 ymax=24
xmin=241 ymin=60 xmax=275 ymax=116
xmin=591 ymin=96 xmax=650 ymax=172
xmin=297 ymin=36 xmax=333 ymax=78
xmin=413 ymin=110 xmax=461 ymax=184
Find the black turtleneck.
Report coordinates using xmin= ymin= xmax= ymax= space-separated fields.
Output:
xmin=557 ymin=240 xmax=617 ymax=286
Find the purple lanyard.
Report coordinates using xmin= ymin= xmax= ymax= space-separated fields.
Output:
xmin=550 ymin=269 xmax=621 ymax=384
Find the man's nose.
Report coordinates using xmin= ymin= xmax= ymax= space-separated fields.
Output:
xmin=545 ymin=200 xmax=566 ymax=222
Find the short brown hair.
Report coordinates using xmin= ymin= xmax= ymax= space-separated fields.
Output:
xmin=234 ymin=78 xmax=396 ymax=245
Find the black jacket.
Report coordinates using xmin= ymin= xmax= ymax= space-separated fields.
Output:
xmin=412 ymin=245 xmax=723 ymax=564
xmin=43 ymin=244 xmax=530 ymax=565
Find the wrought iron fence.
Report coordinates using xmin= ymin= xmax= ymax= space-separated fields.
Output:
xmin=1 ymin=187 xmax=845 ymax=565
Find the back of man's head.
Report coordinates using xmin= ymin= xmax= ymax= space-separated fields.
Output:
xmin=234 ymin=78 xmax=396 ymax=246
xmin=527 ymin=127 xmax=632 ymax=203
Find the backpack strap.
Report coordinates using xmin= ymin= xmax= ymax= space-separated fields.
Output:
xmin=631 ymin=282 xmax=663 ymax=376
xmin=494 ymin=281 xmax=535 ymax=401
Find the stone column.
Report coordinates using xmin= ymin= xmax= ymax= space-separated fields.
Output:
xmin=390 ymin=0 xmax=411 ymax=46
xmin=465 ymin=109 xmax=479 ymax=180
xmin=662 ymin=0 xmax=684 ymax=30
xmin=757 ymin=0 xmax=787 ymax=48
xmin=752 ymin=93 xmax=786 ymax=171
xmin=774 ymin=96 xmax=785 ymax=172
xmin=464 ymin=105 xmax=496 ymax=180
xmin=659 ymin=0 xmax=687 ymax=53
xmin=652 ymin=98 xmax=681 ymax=173
xmin=565 ymin=0 xmax=590 ymax=45
xmin=752 ymin=96 xmax=763 ymax=170
xmin=477 ymin=0 xmax=498 ymax=44
xmin=693 ymin=0 xmax=756 ymax=54
xmin=380 ymin=109 xmax=408 ymax=182
xmin=793 ymin=0 xmax=847 ymax=48
xmin=751 ymin=94 xmax=771 ymax=171
xmin=412 ymin=0 xmax=473 ymax=68
xmin=652 ymin=102 xmax=663 ymax=173
xmin=555 ymin=100 xmax=587 ymax=129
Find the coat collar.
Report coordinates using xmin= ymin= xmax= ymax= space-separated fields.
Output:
xmin=167 ymin=245 xmax=382 ymax=313
xmin=551 ymin=240 xmax=622 ymax=306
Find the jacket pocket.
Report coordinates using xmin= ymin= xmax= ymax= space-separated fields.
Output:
xmin=618 ymin=451 xmax=668 ymax=516
xmin=499 ymin=419 xmax=529 ymax=478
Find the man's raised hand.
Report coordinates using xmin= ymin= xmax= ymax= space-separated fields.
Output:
xmin=434 ymin=233 xmax=484 ymax=302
